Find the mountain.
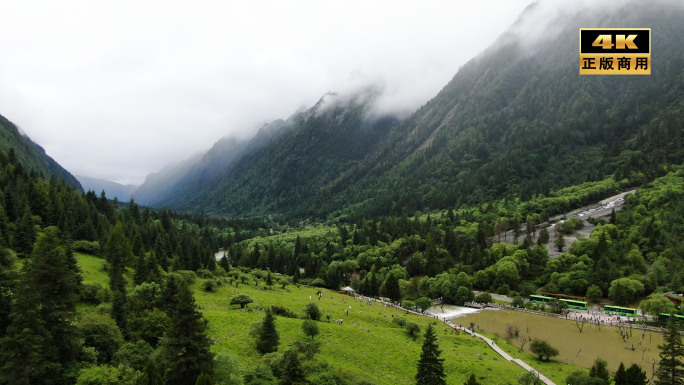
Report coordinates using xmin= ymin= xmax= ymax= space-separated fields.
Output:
xmin=148 ymin=1 xmax=684 ymax=220
xmin=151 ymin=90 xmax=401 ymax=217
xmin=0 ymin=113 xmax=82 ymax=191
xmin=133 ymin=119 xmax=286 ymax=207
xmin=76 ymin=175 xmax=138 ymax=201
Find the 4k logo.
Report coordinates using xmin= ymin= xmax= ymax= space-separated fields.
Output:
xmin=579 ymin=28 xmax=651 ymax=75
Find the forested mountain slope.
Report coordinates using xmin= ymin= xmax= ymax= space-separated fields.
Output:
xmin=0 ymin=114 xmax=82 ymax=191
xmin=158 ymin=91 xmax=400 ymax=218
xmin=156 ymin=1 xmax=684 ymax=220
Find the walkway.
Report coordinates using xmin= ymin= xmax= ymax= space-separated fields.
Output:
xmin=365 ymin=296 xmax=557 ymax=385
xmin=460 ymin=326 xmax=556 ymax=385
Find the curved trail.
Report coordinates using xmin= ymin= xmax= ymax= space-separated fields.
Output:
xmin=377 ymin=299 xmax=557 ymax=385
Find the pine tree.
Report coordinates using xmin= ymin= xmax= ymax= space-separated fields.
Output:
xmin=625 ymin=364 xmax=648 ymax=385
xmin=589 ymin=358 xmax=610 ymax=385
xmin=614 ymin=362 xmax=628 ymax=385
xmin=280 ymin=349 xmax=305 ymax=385
xmin=257 ymin=309 xmax=279 ymax=354
xmin=415 ymin=324 xmax=446 ymax=385
xmin=136 ymin=360 xmax=163 ymax=385
xmin=105 ymin=222 xmax=132 ymax=335
xmin=655 ymin=315 xmax=684 ymax=385
xmin=160 ymin=283 xmax=213 ymax=385
xmin=384 ymin=271 xmax=401 ymax=302
xmin=0 ymin=227 xmax=79 ymax=385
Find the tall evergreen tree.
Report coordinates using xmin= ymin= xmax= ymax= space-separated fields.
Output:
xmin=614 ymin=363 xmax=628 ymax=385
xmin=625 ymin=364 xmax=648 ymax=385
xmin=160 ymin=283 xmax=213 ymax=385
xmin=256 ymin=309 xmax=279 ymax=354
xmin=383 ymin=271 xmax=401 ymax=302
xmin=105 ymin=222 xmax=132 ymax=335
xmin=589 ymin=358 xmax=610 ymax=385
xmin=0 ymin=227 xmax=79 ymax=385
xmin=655 ymin=315 xmax=684 ymax=385
xmin=415 ymin=323 xmax=446 ymax=385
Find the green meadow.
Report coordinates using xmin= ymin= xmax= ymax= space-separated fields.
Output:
xmin=194 ymin=279 xmax=528 ymax=385
xmin=74 ymin=253 xmax=589 ymax=384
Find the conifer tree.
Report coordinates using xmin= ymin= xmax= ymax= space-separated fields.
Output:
xmin=415 ymin=324 xmax=446 ymax=385
xmin=105 ymin=222 xmax=132 ymax=335
xmin=614 ymin=363 xmax=628 ymax=385
xmin=655 ymin=315 xmax=684 ymax=385
xmin=256 ymin=309 xmax=279 ymax=354
xmin=160 ymin=283 xmax=213 ymax=385
xmin=625 ymin=364 xmax=648 ymax=385
xmin=0 ymin=227 xmax=79 ymax=385
xmin=136 ymin=360 xmax=163 ymax=385
xmin=280 ymin=349 xmax=305 ymax=385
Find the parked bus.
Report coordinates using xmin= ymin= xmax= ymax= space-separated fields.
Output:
xmin=657 ymin=313 xmax=684 ymax=323
xmin=604 ymin=305 xmax=637 ymax=316
xmin=559 ymin=298 xmax=588 ymax=310
xmin=529 ymin=295 xmax=553 ymax=304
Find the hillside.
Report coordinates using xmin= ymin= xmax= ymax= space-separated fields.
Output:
xmin=148 ymin=1 xmax=684 ymax=220
xmin=0 ymin=113 xmax=82 ymax=191
xmin=154 ymin=91 xmax=400 ymax=218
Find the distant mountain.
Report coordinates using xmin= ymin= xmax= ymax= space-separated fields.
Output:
xmin=133 ymin=119 xmax=287 ymax=207
xmin=150 ymin=90 xmax=401 ymax=217
xmin=147 ymin=1 xmax=684 ymax=220
xmin=77 ymin=175 xmax=138 ymax=201
xmin=0 ymin=113 xmax=82 ymax=191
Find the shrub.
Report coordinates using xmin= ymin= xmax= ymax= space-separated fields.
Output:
xmin=406 ymin=322 xmax=421 ymax=340
xmin=196 ymin=269 xmax=213 ymax=279
xmin=230 ymin=294 xmax=254 ymax=308
xmin=72 ymin=240 xmax=101 ymax=255
xmin=271 ymin=305 xmax=300 ymax=319
xmin=304 ymin=302 xmax=322 ymax=321
xmin=203 ymin=279 xmax=217 ymax=292
xmin=80 ymin=283 xmax=104 ymax=304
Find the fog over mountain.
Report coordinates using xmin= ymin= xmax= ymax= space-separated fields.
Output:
xmin=0 ymin=0 xmax=531 ymax=185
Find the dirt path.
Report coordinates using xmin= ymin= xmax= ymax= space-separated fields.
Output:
xmin=374 ymin=298 xmax=557 ymax=384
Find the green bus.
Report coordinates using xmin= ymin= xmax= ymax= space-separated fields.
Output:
xmin=559 ymin=298 xmax=588 ymax=310
xmin=657 ymin=313 xmax=684 ymax=322
xmin=604 ymin=305 xmax=637 ymax=316
xmin=529 ymin=295 xmax=553 ymax=304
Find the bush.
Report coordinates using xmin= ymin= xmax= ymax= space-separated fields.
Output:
xmin=474 ymin=292 xmax=492 ymax=304
xmin=196 ymin=269 xmax=213 ymax=279
xmin=80 ymin=283 xmax=104 ymax=304
xmin=230 ymin=294 xmax=254 ymax=309
xmin=72 ymin=240 xmax=101 ymax=255
xmin=311 ymin=278 xmax=326 ymax=287
xmin=302 ymin=319 xmax=319 ymax=340
xmin=174 ymin=270 xmax=197 ymax=285
xmin=271 ymin=305 xmax=300 ymax=319
xmin=203 ymin=279 xmax=217 ymax=292
xmin=393 ymin=317 xmax=407 ymax=328
xmin=304 ymin=302 xmax=322 ymax=321
xmin=406 ymin=322 xmax=421 ymax=340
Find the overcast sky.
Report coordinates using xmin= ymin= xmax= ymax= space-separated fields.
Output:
xmin=0 ymin=0 xmax=532 ymax=185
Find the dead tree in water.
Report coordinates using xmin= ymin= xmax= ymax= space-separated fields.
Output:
xmin=575 ymin=319 xmax=586 ymax=333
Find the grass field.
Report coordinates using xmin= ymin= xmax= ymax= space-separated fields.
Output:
xmin=75 ymin=252 xmax=109 ymax=286
xmin=457 ymin=309 xmax=663 ymax=380
xmin=72 ymin=253 xmax=587 ymax=384
xmin=194 ymin=279 xmax=532 ymax=384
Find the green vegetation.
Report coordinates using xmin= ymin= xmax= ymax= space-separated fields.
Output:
xmin=654 ymin=316 xmax=684 ymax=385
xmin=415 ymin=323 xmax=447 ymax=385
